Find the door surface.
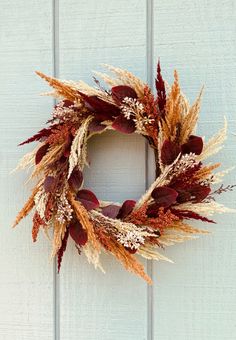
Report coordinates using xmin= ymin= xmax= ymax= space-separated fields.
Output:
xmin=0 ymin=1 xmax=236 ymax=339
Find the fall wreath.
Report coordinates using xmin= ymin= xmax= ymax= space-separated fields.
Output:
xmin=13 ymin=62 xmax=234 ymax=284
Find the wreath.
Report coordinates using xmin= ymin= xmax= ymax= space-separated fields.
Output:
xmin=13 ymin=62 xmax=234 ymax=284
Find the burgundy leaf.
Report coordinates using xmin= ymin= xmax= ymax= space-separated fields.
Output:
xmin=111 ymin=85 xmax=137 ymax=104
xmin=57 ymin=227 xmax=69 ymax=273
xmin=58 ymin=155 xmax=67 ymax=164
xmin=112 ymin=114 xmax=136 ymax=134
xmin=69 ymin=220 xmax=88 ymax=246
xmin=63 ymin=149 xmax=71 ymax=158
xmin=76 ymin=189 xmax=99 ymax=210
xmin=44 ymin=176 xmax=57 ymax=193
xmin=161 ymin=140 xmax=181 ymax=165
xmin=169 ymin=163 xmax=202 ymax=191
xmin=181 ymin=135 xmax=203 ymax=155
xmin=68 ymin=169 xmax=83 ymax=192
xmin=151 ymin=186 xmax=178 ymax=207
xmin=171 ymin=209 xmax=215 ymax=223
xmin=176 ymin=185 xmax=210 ymax=203
xmin=63 ymin=134 xmax=72 ymax=158
xmin=63 ymin=148 xmax=71 ymax=158
xmin=176 ymin=191 xmax=192 ymax=203
xmin=61 ymin=100 xmax=74 ymax=107
xmin=78 ymin=92 xmax=120 ymax=121
xmin=190 ymin=185 xmax=211 ymax=202
xmin=146 ymin=202 xmax=160 ymax=217
xmin=35 ymin=143 xmax=49 ymax=165
xmin=118 ymin=200 xmax=136 ymax=219
xmin=124 ymin=246 xmax=137 ymax=254
xmin=155 ymin=60 xmax=166 ymax=115
xmin=102 ymin=205 xmax=120 ymax=219
xmin=89 ymin=119 xmax=106 ymax=132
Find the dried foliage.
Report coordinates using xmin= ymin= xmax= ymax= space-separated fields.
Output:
xmin=155 ymin=60 xmax=166 ymax=116
xmin=32 ymin=211 xmax=45 ymax=242
xmin=57 ymin=227 xmax=69 ymax=273
xmin=13 ymin=185 xmax=40 ymax=228
xmin=13 ymin=63 xmax=234 ymax=284
xmin=68 ymin=116 xmax=93 ymax=176
xmin=68 ymin=191 xmax=100 ymax=251
xmin=36 ymin=71 xmax=81 ymax=103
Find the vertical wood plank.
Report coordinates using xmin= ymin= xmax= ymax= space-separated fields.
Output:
xmin=0 ymin=1 xmax=54 ymax=339
xmin=153 ymin=1 xmax=236 ymax=339
xmin=58 ymin=1 xmax=148 ymax=339
xmin=146 ymin=1 xmax=155 ymax=340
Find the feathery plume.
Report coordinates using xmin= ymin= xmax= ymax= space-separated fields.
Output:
xmin=13 ymin=185 xmax=40 ymax=228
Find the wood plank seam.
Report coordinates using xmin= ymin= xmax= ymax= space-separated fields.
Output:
xmin=146 ymin=0 xmax=154 ymax=339
xmin=52 ymin=0 xmax=60 ymax=339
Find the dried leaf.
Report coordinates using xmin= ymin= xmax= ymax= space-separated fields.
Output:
xmin=151 ymin=186 xmax=178 ymax=207
xmin=102 ymin=204 xmax=120 ymax=218
xmin=68 ymin=191 xmax=100 ymax=251
xmin=76 ymin=189 xmax=99 ymax=211
xmin=176 ymin=185 xmax=210 ymax=203
xmin=89 ymin=119 xmax=106 ymax=132
xmin=161 ymin=140 xmax=181 ymax=165
xmin=79 ymin=92 xmax=120 ymax=121
xmin=57 ymin=227 xmax=69 ymax=273
xmin=68 ymin=169 xmax=83 ymax=192
xmin=111 ymin=85 xmax=137 ymax=104
xmin=112 ymin=114 xmax=136 ymax=134
xmin=69 ymin=220 xmax=88 ymax=246
xmin=118 ymin=200 xmax=136 ymax=219
xmin=44 ymin=176 xmax=57 ymax=193
xmin=35 ymin=143 xmax=50 ymax=165
xmin=181 ymin=135 xmax=203 ymax=155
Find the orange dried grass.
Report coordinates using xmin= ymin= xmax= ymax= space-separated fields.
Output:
xmin=13 ymin=185 xmax=39 ymax=228
xmin=161 ymin=71 xmax=203 ymax=145
xmin=67 ymin=191 xmax=100 ymax=251
xmin=110 ymin=238 xmax=152 ymax=284
xmin=162 ymin=70 xmax=182 ymax=142
xmin=195 ymin=163 xmax=221 ymax=180
xmin=36 ymin=71 xmax=80 ymax=103
xmin=179 ymin=88 xmax=203 ymax=143
xmin=51 ymin=219 xmax=67 ymax=257
xmin=96 ymin=227 xmax=152 ymax=284
xmin=167 ymin=220 xmax=210 ymax=234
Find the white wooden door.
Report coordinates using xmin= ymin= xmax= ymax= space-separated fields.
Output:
xmin=0 ymin=1 xmax=236 ymax=339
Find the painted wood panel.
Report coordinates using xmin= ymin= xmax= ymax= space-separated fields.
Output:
xmin=153 ymin=1 xmax=236 ymax=339
xmin=0 ymin=0 xmax=236 ymax=339
xmin=58 ymin=1 xmax=148 ymax=339
xmin=0 ymin=1 xmax=54 ymax=339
